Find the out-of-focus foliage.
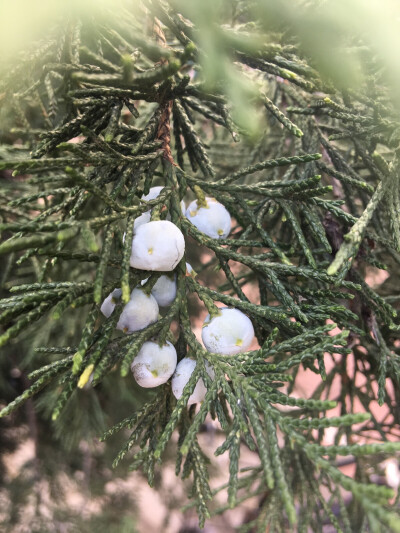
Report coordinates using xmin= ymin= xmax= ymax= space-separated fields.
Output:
xmin=171 ymin=0 xmax=400 ymax=132
xmin=3 ymin=0 xmax=400 ymax=134
xmin=0 ymin=0 xmax=136 ymax=64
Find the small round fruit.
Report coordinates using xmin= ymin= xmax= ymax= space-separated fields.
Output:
xmin=133 ymin=211 xmax=151 ymax=231
xmin=143 ymin=186 xmax=185 ymax=213
xmin=132 ymin=187 xmax=163 ymax=233
xmin=142 ymin=275 xmax=177 ymax=307
xmin=131 ymin=188 xmax=185 ymax=234
xmin=100 ymin=288 xmax=122 ymax=318
xmin=131 ymin=341 xmax=177 ymax=388
xmin=142 ymin=186 xmax=164 ymax=202
xmin=202 ymin=307 xmax=254 ymax=355
xmin=186 ymin=197 xmax=231 ymax=239
xmin=116 ymin=288 xmax=159 ymax=333
xmin=130 ymin=220 xmax=185 ymax=271
xmin=172 ymin=358 xmax=214 ymax=406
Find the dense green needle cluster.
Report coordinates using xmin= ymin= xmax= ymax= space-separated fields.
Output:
xmin=0 ymin=1 xmax=400 ymax=530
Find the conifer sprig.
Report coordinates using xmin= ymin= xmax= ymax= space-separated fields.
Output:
xmin=0 ymin=1 xmax=399 ymax=530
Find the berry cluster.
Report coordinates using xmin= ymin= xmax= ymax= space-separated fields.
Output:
xmin=100 ymin=187 xmax=255 ymax=404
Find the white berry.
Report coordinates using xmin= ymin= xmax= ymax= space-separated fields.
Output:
xmin=130 ymin=220 xmax=185 ymax=271
xmin=172 ymin=358 xmax=214 ymax=405
xmin=143 ymin=186 xmax=185 ymax=216
xmin=131 ymin=187 xmax=185 ymax=234
xmin=100 ymin=288 xmax=122 ymax=318
xmin=116 ymin=288 xmax=159 ymax=333
xmin=131 ymin=340 xmax=177 ymax=388
xmin=135 ymin=186 xmax=162 ymax=230
xmin=142 ymin=275 xmax=177 ymax=307
xmin=131 ymin=186 xmax=163 ymax=233
xmin=142 ymin=186 xmax=164 ymax=202
xmin=202 ymin=307 xmax=255 ymax=355
xmin=186 ymin=197 xmax=231 ymax=239
xmin=133 ymin=211 xmax=151 ymax=231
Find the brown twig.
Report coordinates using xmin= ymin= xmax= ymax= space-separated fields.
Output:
xmin=153 ymin=17 xmax=176 ymax=164
xmin=157 ymin=100 xmax=175 ymax=164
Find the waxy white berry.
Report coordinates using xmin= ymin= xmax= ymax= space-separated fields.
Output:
xmin=143 ymin=186 xmax=185 ymax=214
xmin=133 ymin=186 xmax=163 ymax=231
xmin=202 ymin=308 xmax=255 ymax=355
xmin=116 ymin=288 xmax=159 ymax=333
xmin=144 ymin=188 xmax=186 ymax=221
xmin=100 ymin=288 xmax=122 ymax=318
xmin=131 ymin=187 xmax=185 ymax=234
xmin=142 ymin=275 xmax=177 ymax=307
xmin=130 ymin=220 xmax=185 ymax=271
xmin=133 ymin=211 xmax=151 ymax=231
xmin=131 ymin=340 xmax=177 ymax=388
xmin=172 ymin=358 xmax=214 ymax=405
xmin=186 ymin=197 xmax=231 ymax=239
xmin=142 ymin=186 xmax=164 ymax=202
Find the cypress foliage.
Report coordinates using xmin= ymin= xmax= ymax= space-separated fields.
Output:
xmin=1 ymin=1 xmax=400 ymax=530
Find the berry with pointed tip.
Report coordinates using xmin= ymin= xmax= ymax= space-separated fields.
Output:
xmin=141 ymin=275 xmax=177 ymax=307
xmin=185 ymin=262 xmax=196 ymax=277
xmin=186 ymin=197 xmax=231 ymax=239
xmin=100 ymin=288 xmax=122 ymax=318
xmin=171 ymin=358 xmax=214 ymax=405
xmin=202 ymin=307 xmax=255 ymax=355
xmin=116 ymin=288 xmax=159 ymax=333
xmin=131 ymin=340 xmax=177 ymax=388
xmin=130 ymin=220 xmax=185 ymax=271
